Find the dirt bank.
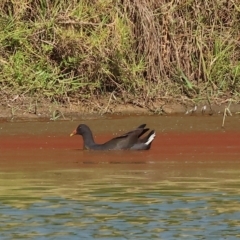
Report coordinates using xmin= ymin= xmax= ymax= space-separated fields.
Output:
xmin=0 ymin=97 xmax=239 ymax=121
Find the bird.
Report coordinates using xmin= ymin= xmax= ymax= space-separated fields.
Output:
xmin=70 ymin=123 xmax=155 ymax=150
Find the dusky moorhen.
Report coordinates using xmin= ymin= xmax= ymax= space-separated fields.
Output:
xmin=70 ymin=124 xmax=155 ymax=150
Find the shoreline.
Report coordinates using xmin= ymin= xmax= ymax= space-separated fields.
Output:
xmin=0 ymin=100 xmax=239 ymax=121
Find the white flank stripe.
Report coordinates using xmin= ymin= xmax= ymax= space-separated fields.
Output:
xmin=145 ymin=132 xmax=156 ymax=145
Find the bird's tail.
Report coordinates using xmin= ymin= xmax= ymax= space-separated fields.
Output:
xmin=145 ymin=131 xmax=156 ymax=145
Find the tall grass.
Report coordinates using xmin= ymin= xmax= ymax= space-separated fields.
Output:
xmin=0 ymin=0 xmax=239 ymax=107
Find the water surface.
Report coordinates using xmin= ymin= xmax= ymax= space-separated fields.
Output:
xmin=1 ymin=115 xmax=240 ymax=239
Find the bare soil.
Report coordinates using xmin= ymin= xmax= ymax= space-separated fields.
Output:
xmin=0 ymin=96 xmax=239 ymax=121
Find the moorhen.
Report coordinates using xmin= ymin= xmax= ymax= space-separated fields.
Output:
xmin=70 ymin=124 xmax=155 ymax=150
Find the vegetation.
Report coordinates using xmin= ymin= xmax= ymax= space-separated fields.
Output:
xmin=0 ymin=0 xmax=240 ymax=111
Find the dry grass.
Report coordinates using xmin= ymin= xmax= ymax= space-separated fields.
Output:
xmin=0 ymin=0 xmax=240 ymax=111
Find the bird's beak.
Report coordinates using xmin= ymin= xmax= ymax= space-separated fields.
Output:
xmin=70 ymin=129 xmax=77 ymax=137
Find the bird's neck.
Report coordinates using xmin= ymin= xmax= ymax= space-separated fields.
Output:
xmin=82 ymin=131 xmax=95 ymax=148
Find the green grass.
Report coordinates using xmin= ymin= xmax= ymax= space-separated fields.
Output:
xmin=0 ymin=0 xmax=240 ymax=110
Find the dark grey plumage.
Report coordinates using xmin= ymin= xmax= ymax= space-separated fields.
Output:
xmin=70 ymin=124 xmax=155 ymax=151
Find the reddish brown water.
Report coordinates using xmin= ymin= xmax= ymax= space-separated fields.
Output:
xmin=1 ymin=115 xmax=240 ymax=239
xmin=1 ymin=115 xmax=240 ymax=167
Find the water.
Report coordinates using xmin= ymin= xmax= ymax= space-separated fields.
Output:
xmin=1 ymin=115 xmax=240 ymax=239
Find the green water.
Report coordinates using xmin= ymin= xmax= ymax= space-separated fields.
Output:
xmin=1 ymin=115 xmax=240 ymax=239
xmin=1 ymin=161 xmax=240 ymax=239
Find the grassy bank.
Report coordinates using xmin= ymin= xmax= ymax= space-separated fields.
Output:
xmin=0 ymin=0 xmax=240 ymax=113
